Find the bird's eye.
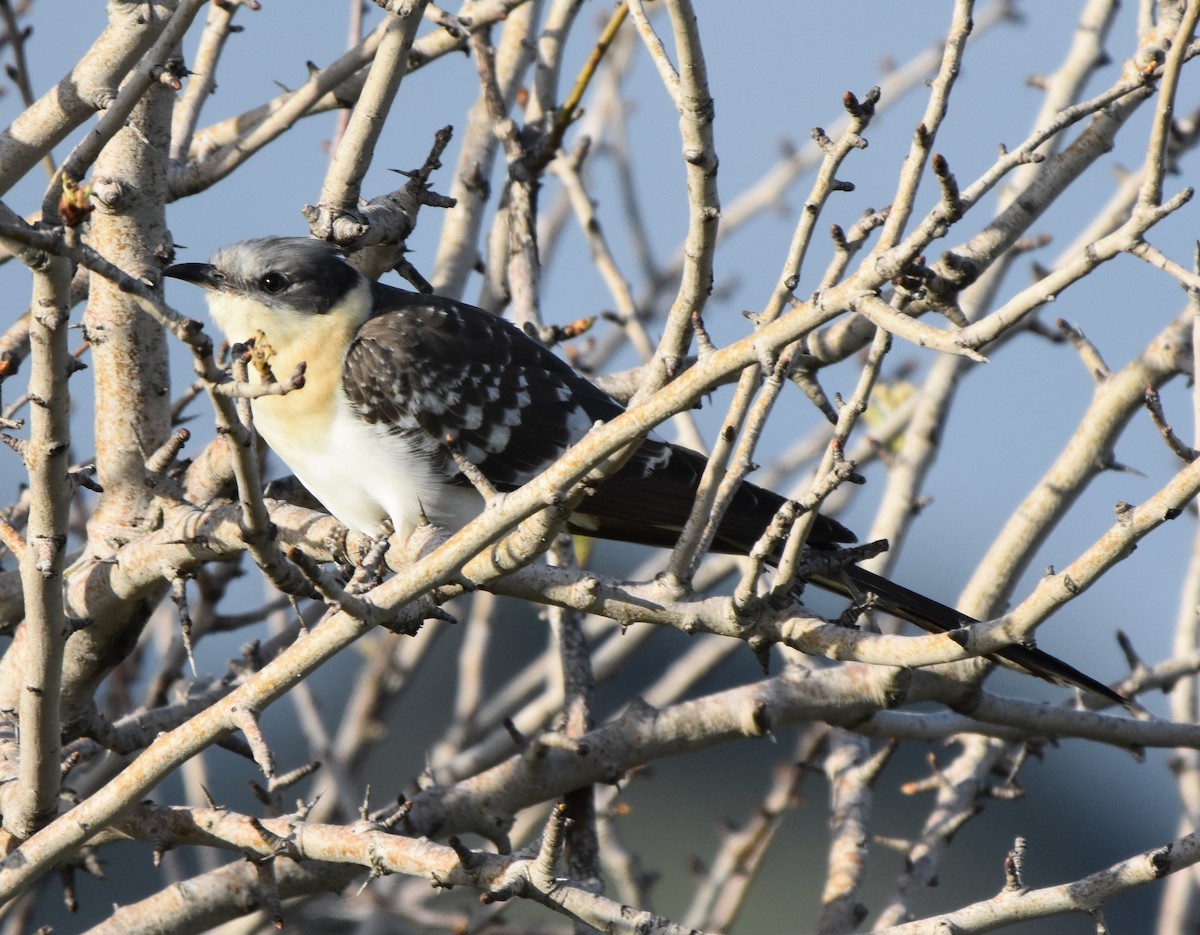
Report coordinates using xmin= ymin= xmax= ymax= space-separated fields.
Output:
xmin=259 ymin=271 xmax=290 ymax=294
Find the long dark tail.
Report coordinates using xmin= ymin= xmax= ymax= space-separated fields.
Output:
xmin=810 ymin=565 xmax=1128 ymax=707
xmin=578 ymin=440 xmax=1128 ymax=706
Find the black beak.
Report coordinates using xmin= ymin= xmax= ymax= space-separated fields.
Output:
xmin=163 ymin=262 xmax=221 ymax=289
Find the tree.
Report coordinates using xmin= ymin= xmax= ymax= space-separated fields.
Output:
xmin=0 ymin=0 xmax=1198 ymax=931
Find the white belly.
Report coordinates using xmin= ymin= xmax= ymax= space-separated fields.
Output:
xmin=252 ymin=393 xmax=482 ymax=538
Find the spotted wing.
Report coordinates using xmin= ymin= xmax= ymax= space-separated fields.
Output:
xmin=343 ymin=284 xmax=639 ymax=491
xmin=342 ymin=283 xmax=858 ymax=551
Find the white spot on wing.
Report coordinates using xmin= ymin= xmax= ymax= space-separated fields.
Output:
xmin=484 ymin=423 xmax=512 ymax=451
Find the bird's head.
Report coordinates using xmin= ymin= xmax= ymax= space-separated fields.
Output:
xmin=164 ymin=236 xmax=371 ymax=348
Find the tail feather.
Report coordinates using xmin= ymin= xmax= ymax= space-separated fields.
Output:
xmin=814 ymin=565 xmax=1128 ymax=707
xmin=579 ymin=440 xmax=1127 ymax=706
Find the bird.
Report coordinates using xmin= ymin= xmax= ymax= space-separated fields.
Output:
xmin=164 ymin=236 xmax=1126 ymax=707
